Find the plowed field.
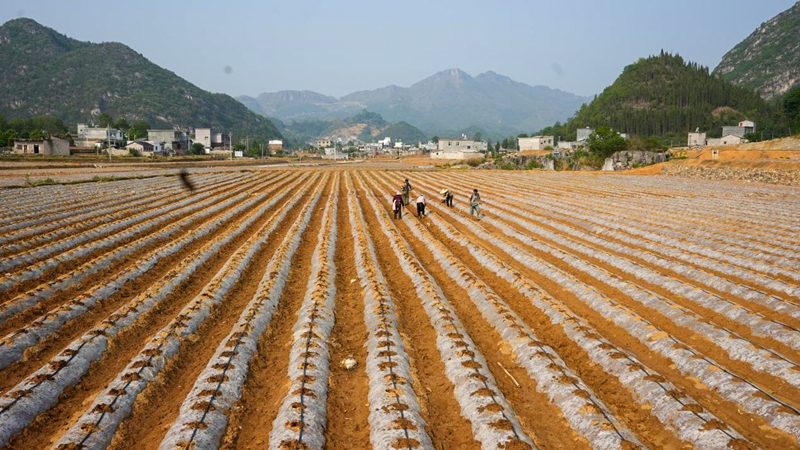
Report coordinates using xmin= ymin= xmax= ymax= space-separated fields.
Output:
xmin=0 ymin=167 xmax=798 ymax=449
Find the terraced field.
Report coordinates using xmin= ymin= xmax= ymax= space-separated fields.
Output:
xmin=0 ymin=167 xmax=798 ymax=449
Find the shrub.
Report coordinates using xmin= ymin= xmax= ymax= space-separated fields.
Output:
xmin=465 ymin=157 xmax=485 ymax=167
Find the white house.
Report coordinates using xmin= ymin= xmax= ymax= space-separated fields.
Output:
xmin=437 ymin=139 xmax=487 ymax=152
xmin=195 ymin=128 xmax=231 ymax=150
xmin=378 ymin=137 xmax=392 ymax=148
xmin=687 ymin=131 xmax=707 ymax=147
xmin=315 ymin=138 xmax=332 ymax=148
xmin=125 ymin=140 xmax=163 ymax=156
xmin=576 ymin=127 xmax=594 ymax=143
xmin=707 ymin=135 xmax=745 ymax=146
xmin=518 ymin=135 xmax=554 ymax=151
xmin=75 ymin=123 xmax=125 ymax=147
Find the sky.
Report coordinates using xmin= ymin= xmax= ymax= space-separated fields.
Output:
xmin=1 ymin=0 xmax=796 ymax=99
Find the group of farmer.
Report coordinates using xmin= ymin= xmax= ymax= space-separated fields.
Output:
xmin=391 ymin=178 xmax=483 ymax=220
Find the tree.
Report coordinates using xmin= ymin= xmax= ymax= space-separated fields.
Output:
xmin=30 ymin=129 xmax=44 ymax=140
xmin=587 ymin=126 xmax=628 ymax=158
xmin=431 ymin=136 xmax=439 ymax=144
xmin=785 ymin=85 xmax=800 ymax=134
xmin=191 ymin=143 xmax=206 ymax=155
xmin=128 ymin=120 xmax=150 ymax=140
xmin=96 ymin=113 xmax=114 ymax=128
xmin=113 ymin=118 xmax=130 ymax=132
xmin=473 ymin=132 xmax=482 ymax=142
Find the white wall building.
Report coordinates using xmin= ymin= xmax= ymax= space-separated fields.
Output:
xmin=75 ymin=123 xmax=125 ymax=147
xmin=576 ymin=127 xmax=594 ymax=143
xmin=518 ymin=135 xmax=554 ymax=151
xmin=687 ymin=131 xmax=707 ymax=147
xmin=430 ymin=149 xmax=482 ymax=160
xmin=707 ymin=134 xmax=745 ymax=146
xmin=437 ymin=139 xmax=487 ymax=152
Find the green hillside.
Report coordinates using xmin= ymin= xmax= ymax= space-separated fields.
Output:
xmin=0 ymin=18 xmax=281 ymax=140
xmin=539 ymin=53 xmax=789 ymax=142
xmin=715 ymin=2 xmax=800 ymax=99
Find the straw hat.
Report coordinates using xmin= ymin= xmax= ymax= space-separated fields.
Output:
xmin=439 ymin=188 xmax=448 ymax=195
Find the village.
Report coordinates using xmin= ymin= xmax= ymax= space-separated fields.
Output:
xmin=5 ymin=118 xmax=763 ymax=172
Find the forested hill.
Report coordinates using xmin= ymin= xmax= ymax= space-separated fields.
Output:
xmin=0 ymin=18 xmax=281 ymax=140
xmin=539 ymin=53 xmax=786 ymax=141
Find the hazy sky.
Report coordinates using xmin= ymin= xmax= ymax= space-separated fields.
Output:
xmin=1 ymin=1 xmax=796 ymax=98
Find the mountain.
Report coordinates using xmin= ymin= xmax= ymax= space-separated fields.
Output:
xmin=279 ymin=110 xmax=428 ymax=146
xmin=0 ymin=18 xmax=281 ymax=139
xmin=714 ymin=2 xmax=800 ymax=100
xmin=538 ymin=52 xmax=788 ymax=141
xmin=239 ymin=69 xmax=591 ymax=139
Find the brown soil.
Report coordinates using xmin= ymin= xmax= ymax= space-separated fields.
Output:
xmin=323 ymin=176 xmax=372 ymax=448
xmin=2 ymin=165 xmax=798 ymax=449
xmin=354 ymin=175 xmax=480 ymax=449
xmin=2 ymin=174 xmax=313 ymax=449
xmin=220 ymin=183 xmax=328 ymax=449
xmin=108 ymin=175 xmax=324 ymax=449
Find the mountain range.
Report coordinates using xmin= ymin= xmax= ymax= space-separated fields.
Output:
xmin=239 ymin=70 xmax=591 ymax=139
xmin=714 ymin=1 xmax=800 ymax=99
xmin=274 ymin=110 xmax=429 ymax=147
xmin=0 ymin=18 xmax=281 ymax=140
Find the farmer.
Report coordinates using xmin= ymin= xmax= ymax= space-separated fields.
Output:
xmin=469 ymin=188 xmax=482 ymax=219
xmin=440 ymin=188 xmax=454 ymax=208
xmin=391 ymin=191 xmax=405 ymax=219
xmin=415 ymin=193 xmax=427 ymax=218
xmin=401 ymin=179 xmax=412 ymax=205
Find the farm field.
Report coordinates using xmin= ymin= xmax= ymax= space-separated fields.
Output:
xmin=0 ymin=167 xmax=798 ymax=449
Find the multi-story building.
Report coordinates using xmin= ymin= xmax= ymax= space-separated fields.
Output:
xmin=74 ymin=123 xmax=125 ymax=148
xmin=436 ymin=138 xmax=488 ymax=152
xmin=195 ymin=128 xmax=231 ymax=150
xmin=148 ymin=129 xmax=190 ymax=152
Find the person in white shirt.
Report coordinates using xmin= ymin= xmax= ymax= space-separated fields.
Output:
xmin=415 ymin=193 xmax=427 ymax=218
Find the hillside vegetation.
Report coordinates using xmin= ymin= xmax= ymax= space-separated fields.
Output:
xmin=0 ymin=18 xmax=281 ymax=140
xmin=715 ymin=1 xmax=800 ymax=99
xmin=539 ymin=53 xmax=790 ymax=143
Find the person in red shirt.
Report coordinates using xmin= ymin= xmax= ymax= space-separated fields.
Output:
xmin=391 ymin=192 xmax=404 ymax=219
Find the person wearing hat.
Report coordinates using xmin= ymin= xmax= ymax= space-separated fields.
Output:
xmin=391 ymin=191 xmax=405 ymax=219
xmin=440 ymin=188 xmax=454 ymax=208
